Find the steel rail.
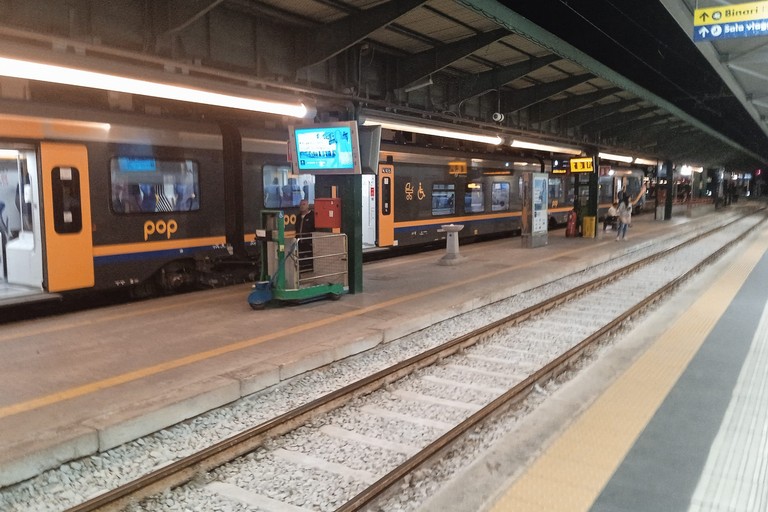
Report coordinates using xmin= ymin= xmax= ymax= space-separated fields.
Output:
xmin=337 ymin=213 xmax=767 ymax=511
xmin=65 ymin=210 xmax=765 ymax=512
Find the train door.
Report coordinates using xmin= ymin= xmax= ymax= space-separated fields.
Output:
xmin=39 ymin=143 xmax=94 ymax=292
xmin=1 ymin=146 xmax=44 ymax=289
xmin=377 ymin=163 xmax=394 ymax=247
xmin=361 ymin=174 xmax=376 ymax=248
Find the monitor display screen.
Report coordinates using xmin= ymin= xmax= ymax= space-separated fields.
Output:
xmin=289 ymin=122 xmax=361 ymax=174
xmin=551 ymin=158 xmax=569 ymax=174
xmin=117 ymin=157 xmax=157 ymax=172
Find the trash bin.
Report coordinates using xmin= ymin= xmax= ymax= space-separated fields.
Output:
xmin=582 ymin=216 xmax=596 ymax=238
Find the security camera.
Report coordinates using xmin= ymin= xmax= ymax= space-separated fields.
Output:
xmin=492 ymin=112 xmax=505 ymax=123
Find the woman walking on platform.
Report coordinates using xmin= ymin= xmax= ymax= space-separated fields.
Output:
xmin=616 ymin=194 xmax=632 ymax=241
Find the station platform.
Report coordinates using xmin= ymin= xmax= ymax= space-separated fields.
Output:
xmin=417 ymin=209 xmax=768 ymax=512
xmin=0 ymin=202 xmax=754 ymax=490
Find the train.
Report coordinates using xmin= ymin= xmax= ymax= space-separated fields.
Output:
xmin=0 ymin=102 xmax=646 ymax=303
xmin=375 ymin=145 xmax=645 ymax=248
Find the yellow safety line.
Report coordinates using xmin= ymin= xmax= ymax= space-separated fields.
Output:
xmin=488 ymin=227 xmax=768 ymax=512
xmin=0 ymin=244 xmax=598 ymax=419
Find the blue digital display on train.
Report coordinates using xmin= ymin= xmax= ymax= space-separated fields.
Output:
xmin=117 ymin=157 xmax=157 ymax=172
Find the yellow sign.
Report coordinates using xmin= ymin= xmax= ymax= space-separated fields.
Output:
xmin=448 ymin=161 xmax=467 ymax=176
xmin=570 ymin=157 xmax=594 ymax=173
xmin=694 ymin=1 xmax=768 ymax=26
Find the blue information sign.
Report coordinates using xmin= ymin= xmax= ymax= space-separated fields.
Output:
xmin=694 ymin=19 xmax=768 ymax=41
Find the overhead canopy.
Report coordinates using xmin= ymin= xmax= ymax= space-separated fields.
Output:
xmin=0 ymin=0 xmax=763 ymax=170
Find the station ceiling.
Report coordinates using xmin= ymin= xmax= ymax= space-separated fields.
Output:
xmin=505 ymin=0 xmax=768 ymax=169
xmin=0 ymin=0 xmax=765 ymax=171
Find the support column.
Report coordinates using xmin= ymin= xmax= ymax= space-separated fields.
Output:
xmin=219 ymin=123 xmax=246 ymax=257
xmin=664 ymin=160 xmax=674 ymax=221
xmin=585 ymin=154 xmax=599 ymax=238
xmin=318 ymin=174 xmax=363 ymax=294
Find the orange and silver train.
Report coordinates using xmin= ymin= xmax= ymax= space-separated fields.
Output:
xmin=0 ymin=104 xmax=644 ymax=303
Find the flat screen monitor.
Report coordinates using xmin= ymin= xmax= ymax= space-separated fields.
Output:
xmin=551 ymin=158 xmax=569 ymax=174
xmin=288 ymin=121 xmax=362 ymax=174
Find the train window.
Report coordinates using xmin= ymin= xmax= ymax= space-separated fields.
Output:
xmin=110 ymin=157 xmax=199 ymax=214
xmin=263 ymin=166 xmax=314 ymax=208
xmin=0 ymin=149 xmax=35 ymax=238
xmin=492 ymin=182 xmax=510 ymax=211
xmin=548 ymin=177 xmax=564 ymax=206
xmin=598 ymin=175 xmax=614 ymax=203
xmin=51 ymin=167 xmax=83 ymax=234
xmin=465 ymin=183 xmax=484 ymax=213
xmin=431 ymin=183 xmax=455 ymax=216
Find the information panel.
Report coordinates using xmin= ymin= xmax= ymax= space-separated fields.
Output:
xmin=693 ymin=1 xmax=768 ymax=41
xmin=569 ymin=157 xmax=594 ymax=173
xmin=521 ymin=171 xmax=548 ymax=248
xmin=532 ymin=174 xmax=548 ymax=234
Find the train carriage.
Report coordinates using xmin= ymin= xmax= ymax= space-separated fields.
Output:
xmin=0 ymin=102 xmax=648 ymax=305
xmin=377 ymin=145 xmax=570 ymax=248
xmin=0 ymin=106 xmax=263 ymax=299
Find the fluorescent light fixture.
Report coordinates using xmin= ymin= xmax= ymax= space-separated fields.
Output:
xmin=0 ymin=114 xmax=110 ymax=132
xmin=599 ymin=152 xmax=634 ymax=163
xmin=510 ymin=139 xmax=582 ymax=155
xmin=403 ymin=76 xmax=433 ymax=93
xmin=0 ymin=56 xmax=309 ymax=117
xmin=633 ymin=157 xmax=658 ymax=166
xmin=362 ymin=116 xmax=502 ymax=145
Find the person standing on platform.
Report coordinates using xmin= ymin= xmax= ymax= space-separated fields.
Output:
xmin=603 ymin=201 xmax=619 ymax=232
xmin=295 ymin=199 xmax=315 ymax=273
xmin=616 ymin=195 xmax=632 ymax=241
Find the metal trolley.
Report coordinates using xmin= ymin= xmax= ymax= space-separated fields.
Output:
xmin=248 ymin=210 xmax=348 ymax=309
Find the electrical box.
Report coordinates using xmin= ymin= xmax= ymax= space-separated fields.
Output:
xmin=314 ymin=198 xmax=342 ymax=229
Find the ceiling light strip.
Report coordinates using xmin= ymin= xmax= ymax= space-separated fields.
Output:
xmin=0 ymin=56 xmax=308 ymax=117
xmin=599 ymin=152 xmax=634 ymax=163
xmin=362 ymin=116 xmax=503 ymax=145
xmin=510 ymin=139 xmax=583 ymax=155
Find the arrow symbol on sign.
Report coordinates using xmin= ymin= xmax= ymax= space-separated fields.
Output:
xmin=698 ymin=26 xmax=710 ymax=37
xmin=699 ymin=12 xmax=709 ymax=22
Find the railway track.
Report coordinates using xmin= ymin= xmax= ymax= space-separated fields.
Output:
xmin=45 ymin=210 xmax=765 ymax=512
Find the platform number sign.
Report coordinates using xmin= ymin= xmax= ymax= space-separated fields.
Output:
xmin=449 ymin=161 xmax=467 ymax=176
xmin=570 ymin=157 xmax=594 ymax=173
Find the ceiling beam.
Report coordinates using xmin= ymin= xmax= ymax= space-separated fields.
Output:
xmin=301 ymin=0 xmax=427 ymax=68
xmin=580 ymin=105 xmax=660 ymax=135
xmin=397 ymin=28 xmax=510 ymax=89
xmin=447 ymin=54 xmax=562 ymax=108
xmin=601 ymin=115 xmax=674 ymax=141
xmin=500 ymin=73 xmax=593 ymax=113
xmin=564 ymin=98 xmax=642 ymax=128
xmin=529 ymin=86 xmax=621 ymax=124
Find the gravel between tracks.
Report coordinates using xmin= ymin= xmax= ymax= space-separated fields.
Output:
xmin=0 ymin=213 xmax=755 ymax=512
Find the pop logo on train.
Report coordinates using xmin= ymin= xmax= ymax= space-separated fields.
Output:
xmin=144 ymin=219 xmax=178 ymax=240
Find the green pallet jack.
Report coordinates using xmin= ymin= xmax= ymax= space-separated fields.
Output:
xmin=248 ymin=210 xmax=345 ymax=309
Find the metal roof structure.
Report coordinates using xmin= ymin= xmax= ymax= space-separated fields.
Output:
xmin=0 ymin=1 xmax=765 ymax=170
xmin=662 ymin=0 xmax=768 ymax=144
